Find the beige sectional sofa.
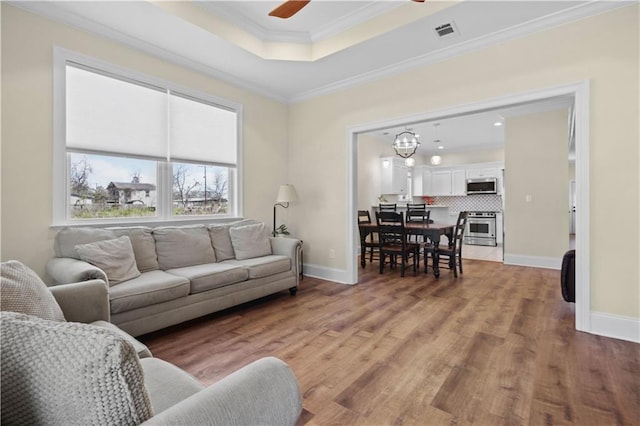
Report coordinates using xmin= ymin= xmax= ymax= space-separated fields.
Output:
xmin=46 ymin=220 xmax=302 ymax=337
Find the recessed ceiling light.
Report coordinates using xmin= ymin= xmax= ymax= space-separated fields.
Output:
xmin=438 ymin=146 xmax=444 ymax=150
xmin=494 ymin=121 xmax=503 ymax=127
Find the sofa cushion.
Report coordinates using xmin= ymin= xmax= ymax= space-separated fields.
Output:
xmin=0 ymin=260 xmax=66 ymax=322
xmin=222 ymin=255 xmax=291 ymax=279
xmin=140 ymin=357 xmax=204 ymax=415
xmin=229 ymin=223 xmax=272 ymax=260
xmin=109 ymin=271 xmax=190 ymax=314
xmin=208 ymin=219 xmax=260 ymax=261
xmin=75 ymin=236 xmax=141 ymax=286
xmin=166 ymin=263 xmax=248 ymax=294
xmin=153 ymin=225 xmax=216 ymax=270
xmin=54 ymin=227 xmax=118 ymax=259
xmin=109 ymin=226 xmax=159 ymax=272
xmin=0 ymin=312 xmax=152 ymax=425
xmin=91 ymin=320 xmax=152 ymax=359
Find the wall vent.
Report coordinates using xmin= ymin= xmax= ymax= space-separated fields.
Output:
xmin=434 ymin=22 xmax=459 ymax=38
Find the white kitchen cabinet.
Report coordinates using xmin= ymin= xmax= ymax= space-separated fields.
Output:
xmin=430 ymin=170 xmax=452 ymax=196
xmin=452 ymin=169 xmax=466 ymax=196
xmin=466 ymin=167 xmax=500 ymax=179
xmin=412 ymin=165 xmax=432 ymax=196
xmin=429 ymin=169 xmax=466 ymax=196
xmin=380 ymin=157 xmax=408 ymax=195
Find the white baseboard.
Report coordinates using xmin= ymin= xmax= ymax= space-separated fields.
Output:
xmin=503 ymin=253 xmax=562 ymax=270
xmin=303 ymin=263 xmax=352 ymax=285
xmin=589 ymin=311 xmax=640 ymax=343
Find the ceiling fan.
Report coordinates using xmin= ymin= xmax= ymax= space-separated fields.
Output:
xmin=269 ymin=0 xmax=425 ymax=19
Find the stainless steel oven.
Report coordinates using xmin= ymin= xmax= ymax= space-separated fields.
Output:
xmin=464 ymin=211 xmax=497 ymax=246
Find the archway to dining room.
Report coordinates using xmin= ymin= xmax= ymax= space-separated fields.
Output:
xmin=346 ymin=81 xmax=590 ymax=333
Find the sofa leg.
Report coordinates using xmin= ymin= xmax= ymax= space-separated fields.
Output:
xmin=289 ymin=287 xmax=298 ymax=296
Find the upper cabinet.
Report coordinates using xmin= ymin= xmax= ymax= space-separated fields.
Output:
xmin=412 ymin=165 xmax=432 ymax=196
xmin=430 ymin=168 xmax=466 ymax=196
xmin=466 ymin=167 xmax=501 ymax=180
xmin=411 ymin=161 xmax=504 ymax=196
xmin=380 ymin=157 xmax=408 ymax=195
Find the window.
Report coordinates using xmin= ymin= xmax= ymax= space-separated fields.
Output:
xmin=54 ymin=49 xmax=242 ymax=224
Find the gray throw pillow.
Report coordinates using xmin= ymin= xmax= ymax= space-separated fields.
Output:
xmin=75 ymin=236 xmax=141 ymax=286
xmin=153 ymin=225 xmax=216 ymax=270
xmin=229 ymin=223 xmax=272 ymax=260
xmin=109 ymin=226 xmax=159 ymax=272
xmin=0 ymin=260 xmax=66 ymax=322
xmin=208 ymin=219 xmax=260 ymax=262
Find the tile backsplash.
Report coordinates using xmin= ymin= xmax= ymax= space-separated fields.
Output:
xmin=430 ymin=194 xmax=503 ymax=212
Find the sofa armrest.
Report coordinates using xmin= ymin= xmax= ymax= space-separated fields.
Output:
xmin=270 ymin=237 xmax=302 ymax=282
xmin=49 ymin=279 xmax=110 ymax=323
xmin=142 ymin=357 xmax=303 ymax=426
xmin=46 ymin=257 xmax=108 ymax=285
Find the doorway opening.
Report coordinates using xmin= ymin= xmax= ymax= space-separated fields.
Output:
xmin=347 ymin=81 xmax=590 ymax=333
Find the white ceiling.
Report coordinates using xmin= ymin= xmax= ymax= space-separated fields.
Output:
xmin=11 ymin=0 xmax=622 ymax=150
xmin=367 ymin=96 xmax=575 ymax=153
xmin=14 ymin=0 xmax=626 ymax=103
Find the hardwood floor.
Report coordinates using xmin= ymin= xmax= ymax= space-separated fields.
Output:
xmin=140 ymin=261 xmax=639 ymax=425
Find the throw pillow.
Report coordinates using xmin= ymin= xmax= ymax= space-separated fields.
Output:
xmin=0 ymin=260 xmax=66 ymax=321
xmin=0 ymin=312 xmax=153 ymax=425
xmin=208 ymin=219 xmax=259 ymax=261
xmin=229 ymin=223 xmax=272 ymax=260
xmin=109 ymin=226 xmax=160 ymax=272
xmin=75 ymin=236 xmax=141 ymax=286
xmin=153 ymin=225 xmax=216 ymax=270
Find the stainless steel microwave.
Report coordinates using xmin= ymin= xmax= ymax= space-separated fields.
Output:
xmin=466 ymin=178 xmax=498 ymax=195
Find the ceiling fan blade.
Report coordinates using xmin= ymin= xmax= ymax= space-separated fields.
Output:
xmin=269 ymin=0 xmax=311 ymax=19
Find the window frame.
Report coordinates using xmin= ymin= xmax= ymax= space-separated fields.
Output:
xmin=53 ymin=47 xmax=243 ymax=227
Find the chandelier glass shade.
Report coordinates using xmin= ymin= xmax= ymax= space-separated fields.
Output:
xmin=392 ymin=130 xmax=420 ymax=159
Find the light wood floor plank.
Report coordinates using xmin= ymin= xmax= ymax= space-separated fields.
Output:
xmin=141 ymin=259 xmax=640 ymax=425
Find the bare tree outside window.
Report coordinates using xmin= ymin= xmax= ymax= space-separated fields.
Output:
xmin=70 ymin=158 xmax=93 ymax=198
xmin=173 ymin=164 xmax=200 ymax=208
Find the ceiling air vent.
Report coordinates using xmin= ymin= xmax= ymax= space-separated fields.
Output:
xmin=434 ymin=22 xmax=458 ymax=38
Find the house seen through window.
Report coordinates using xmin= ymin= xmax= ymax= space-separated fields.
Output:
xmin=60 ymin=56 xmax=240 ymax=222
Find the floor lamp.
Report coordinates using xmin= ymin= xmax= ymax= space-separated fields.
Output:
xmin=273 ymin=184 xmax=297 ymax=237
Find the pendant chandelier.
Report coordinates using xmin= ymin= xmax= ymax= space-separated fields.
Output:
xmin=392 ymin=129 xmax=420 ymax=159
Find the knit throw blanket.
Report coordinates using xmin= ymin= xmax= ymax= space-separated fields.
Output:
xmin=0 ymin=312 xmax=152 ymax=425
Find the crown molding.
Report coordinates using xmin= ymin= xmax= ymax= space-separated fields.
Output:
xmin=195 ymin=2 xmax=312 ymax=44
xmin=289 ymin=0 xmax=632 ymax=103
xmin=310 ymin=2 xmax=404 ymax=42
xmin=196 ymin=1 xmax=402 ymax=44
xmin=8 ymin=1 xmax=289 ymax=103
xmin=8 ymin=0 xmax=632 ymax=105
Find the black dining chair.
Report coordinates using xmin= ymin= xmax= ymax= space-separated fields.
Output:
xmin=425 ymin=211 xmax=469 ymax=277
xmin=378 ymin=203 xmax=397 ymax=212
xmin=357 ymin=210 xmax=379 ymax=265
xmin=375 ymin=211 xmax=419 ymax=277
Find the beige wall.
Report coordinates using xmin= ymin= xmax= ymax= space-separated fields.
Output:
xmin=504 ymin=108 xmax=569 ymax=258
xmin=288 ymin=5 xmax=638 ymax=317
xmin=0 ymin=5 xmax=289 ymax=280
xmin=1 ymin=5 xmax=638 ymax=320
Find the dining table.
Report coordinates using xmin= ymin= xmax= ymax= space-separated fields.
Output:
xmin=358 ymin=221 xmax=455 ymax=277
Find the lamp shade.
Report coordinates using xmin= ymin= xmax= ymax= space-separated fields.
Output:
xmin=276 ymin=184 xmax=297 ymax=203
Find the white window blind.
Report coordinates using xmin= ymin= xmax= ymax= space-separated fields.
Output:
xmin=169 ymin=94 xmax=237 ymax=165
xmin=66 ymin=65 xmax=238 ymax=166
xmin=66 ymin=65 xmax=167 ymax=159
